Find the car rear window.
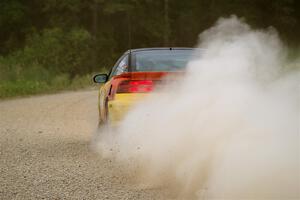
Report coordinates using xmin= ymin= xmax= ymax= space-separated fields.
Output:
xmin=132 ymin=49 xmax=194 ymax=72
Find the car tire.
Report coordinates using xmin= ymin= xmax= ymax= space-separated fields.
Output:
xmin=98 ymin=98 xmax=109 ymax=128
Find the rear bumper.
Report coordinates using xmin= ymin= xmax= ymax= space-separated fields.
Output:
xmin=107 ymin=93 xmax=149 ymax=125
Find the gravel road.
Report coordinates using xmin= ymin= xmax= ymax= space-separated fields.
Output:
xmin=0 ymin=90 xmax=170 ymax=200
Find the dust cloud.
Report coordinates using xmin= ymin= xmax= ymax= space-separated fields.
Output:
xmin=96 ymin=16 xmax=299 ymax=199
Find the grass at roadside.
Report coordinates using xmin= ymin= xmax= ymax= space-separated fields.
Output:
xmin=0 ymin=54 xmax=106 ymax=98
xmin=0 ymin=74 xmax=96 ymax=99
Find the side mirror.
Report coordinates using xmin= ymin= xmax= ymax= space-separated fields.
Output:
xmin=93 ymin=74 xmax=108 ymax=83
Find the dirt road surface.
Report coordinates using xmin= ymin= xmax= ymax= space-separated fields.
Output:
xmin=0 ymin=90 xmax=170 ymax=200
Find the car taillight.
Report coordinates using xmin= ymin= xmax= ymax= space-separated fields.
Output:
xmin=117 ymin=80 xmax=154 ymax=93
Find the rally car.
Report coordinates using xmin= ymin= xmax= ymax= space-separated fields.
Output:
xmin=93 ymin=48 xmax=194 ymax=126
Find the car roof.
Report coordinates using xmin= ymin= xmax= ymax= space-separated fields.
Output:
xmin=125 ymin=47 xmax=195 ymax=53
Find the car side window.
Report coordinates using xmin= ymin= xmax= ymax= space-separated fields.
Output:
xmin=109 ymin=54 xmax=128 ymax=79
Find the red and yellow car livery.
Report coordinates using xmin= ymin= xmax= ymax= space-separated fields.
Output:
xmin=93 ymin=48 xmax=194 ymax=126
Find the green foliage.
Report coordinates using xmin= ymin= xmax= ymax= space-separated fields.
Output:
xmin=0 ymin=56 xmax=94 ymax=98
xmin=20 ymin=28 xmax=93 ymax=76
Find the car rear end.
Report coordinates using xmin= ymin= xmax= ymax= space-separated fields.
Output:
xmin=107 ymin=48 xmax=194 ymax=125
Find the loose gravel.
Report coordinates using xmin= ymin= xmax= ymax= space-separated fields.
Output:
xmin=0 ymin=90 xmax=172 ymax=200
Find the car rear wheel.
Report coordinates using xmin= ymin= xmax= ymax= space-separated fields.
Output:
xmin=98 ymin=98 xmax=109 ymax=128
